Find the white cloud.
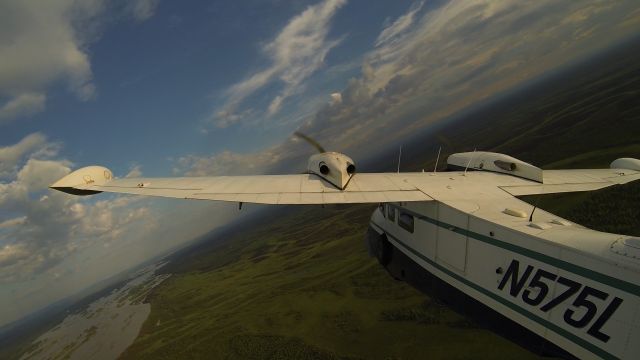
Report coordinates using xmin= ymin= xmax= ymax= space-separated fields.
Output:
xmin=175 ymin=149 xmax=284 ymax=176
xmin=0 ymin=134 xmax=157 ymax=283
xmin=16 ymin=159 xmax=72 ymax=191
xmin=0 ymin=93 xmax=46 ymax=123
xmin=375 ymin=1 xmax=424 ymax=47
xmin=0 ymin=132 xmax=60 ymax=179
xmin=188 ymin=0 xmax=640 ymax=178
xmin=296 ymin=0 xmax=640 ymax=153
xmin=212 ymin=0 xmax=346 ymax=127
xmin=0 ymin=244 xmax=30 ymax=268
xmin=0 ymin=217 xmax=26 ymax=229
xmin=0 ymin=132 xmax=240 ymax=325
xmin=0 ymin=0 xmax=105 ymax=123
xmin=127 ymin=0 xmax=161 ymax=22
xmin=125 ymin=165 xmax=143 ymax=178
xmin=0 ymin=0 xmax=160 ymax=125
xmin=329 ymin=92 xmax=342 ymax=105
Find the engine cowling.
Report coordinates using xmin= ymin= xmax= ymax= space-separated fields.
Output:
xmin=447 ymin=151 xmax=543 ymax=183
xmin=307 ymin=152 xmax=356 ymax=190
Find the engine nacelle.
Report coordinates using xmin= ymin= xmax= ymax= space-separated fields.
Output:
xmin=447 ymin=151 xmax=543 ymax=183
xmin=611 ymin=158 xmax=640 ymax=171
xmin=307 ymin=152 xmax=356 ymax=190
xmin=49 ymin=165 xmax=113 ymax=195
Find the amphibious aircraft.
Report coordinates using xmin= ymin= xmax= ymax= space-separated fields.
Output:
xmin=51 ymin=143 xmax=640 ymax=360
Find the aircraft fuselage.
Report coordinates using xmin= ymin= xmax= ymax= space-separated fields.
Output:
xmin=367 ymin=201 xmax=640 ymax=360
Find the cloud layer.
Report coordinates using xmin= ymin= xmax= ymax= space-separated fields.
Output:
xmin=0 ymin=0 xmax=106 ymax=123
xmin=0 ymin=134 xmax=156 ymax=283
xmin=190 ymin=0 xmax=640 ymax=175
xmin=0 ymin=0 xmax=161 ymax=124
xmin=213 ymin=0 xmax=346 ymax=128
xmin=1 ymin=133 xmax=243 ymax=325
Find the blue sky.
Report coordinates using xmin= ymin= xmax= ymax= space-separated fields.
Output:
xmin=1 ymin=0 xmax=639 ymax=326
xmin=3 ymin=0 xmax=413 ymax=176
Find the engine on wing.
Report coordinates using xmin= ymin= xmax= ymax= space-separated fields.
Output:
xmin=306 ymin=152 xmax=356 ymax=190
xmin=447 ymin=151 xmax=543 ymax=183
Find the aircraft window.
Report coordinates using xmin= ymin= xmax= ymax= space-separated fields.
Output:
xmin=398 ymin=212 xmax=414 ymax=233
xmin=387 ymin=206 xmax=396 ymax=222
xmin=379 ymin=203 xmax=385 ymax=215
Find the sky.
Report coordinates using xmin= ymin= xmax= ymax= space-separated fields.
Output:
xmin=1 ymin=0 xmax=639 ymax=326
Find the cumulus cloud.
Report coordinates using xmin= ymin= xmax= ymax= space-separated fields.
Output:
xmin=0 ymin=93 xmax=46 ymax=123
xmin=0 ymin=132 xmax=60 ymax=179
xmin=0 ymin=0 xmax=105 ymax=123
xmin=0 ymin=134 xmax=156 ymax=283
xmin=212 ymin=0 xmax=346 ymax=127
xmin=0 ymin=0 xmax=160 ymax=124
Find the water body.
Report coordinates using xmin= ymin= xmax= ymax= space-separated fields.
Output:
xmin=19 ymin=263 xmax=170 ymax=360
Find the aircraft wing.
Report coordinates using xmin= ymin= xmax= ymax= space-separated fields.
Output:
xmin=52 ymin=172 xmax=433 ymax=204
xmin=50 ymin=153 xmax=640 ymax=204
xmin=500 ymin=168 xmax=640 ymax=196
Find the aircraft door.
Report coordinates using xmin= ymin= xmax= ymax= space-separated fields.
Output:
xmin=436 ymin=203 xmax=469 ymax=273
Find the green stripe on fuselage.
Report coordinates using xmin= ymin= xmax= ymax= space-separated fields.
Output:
xmin=369 ymin=220 xmax=618 ymax=360
xmin=388 ymin=204 xmax=640 ymax=297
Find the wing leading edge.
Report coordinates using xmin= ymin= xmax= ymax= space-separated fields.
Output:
xmin=51 ymin=168 xmax=433 ymax=204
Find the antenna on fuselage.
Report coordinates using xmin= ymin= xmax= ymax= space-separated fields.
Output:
xmin=529 ymin=205 xmax=536 ymax=222
xmin=397 ymin=145 xmax=402 ymax=173
xmin=433 ymin=146 xmax=441 ymax=174
xmin=528 ymin=151 xmax=542 ymax=222
xmin=529 ymin=195 xmax=542 ymax=222
xmin=463 ymin=148 xmax=477 ymax=176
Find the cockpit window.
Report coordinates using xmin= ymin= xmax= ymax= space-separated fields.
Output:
xmin=398 ymin=212 xmax=414 ymax=233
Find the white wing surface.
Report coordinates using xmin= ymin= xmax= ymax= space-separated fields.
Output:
xmin=54 ymin=172 xmax=432 ymax=204
xmin=49 ymin=153 xmax=640 ymax=204
xmin=500 ymin=168 xmax=640 ymax=196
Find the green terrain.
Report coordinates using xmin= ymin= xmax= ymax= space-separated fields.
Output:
xmin=119 ymin=43 xmax=640 ymax=359
xmin=121 ymin=204 xmax=541 ymax=360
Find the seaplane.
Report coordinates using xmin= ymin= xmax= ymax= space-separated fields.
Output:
xmin=50 ymin=135 xmax=640 ymax=360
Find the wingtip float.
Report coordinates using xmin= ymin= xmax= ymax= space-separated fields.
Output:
xmin=50 ymin=165 xmax=112 ymax=196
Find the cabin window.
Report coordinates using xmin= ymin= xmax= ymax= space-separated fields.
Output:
xmin=379 ymin=203 xmax=385 ymax=216
xmin=398 ymin=212 xmax=414 ymax=233
xmin=387 ymin=205 xmax=396 ymax=222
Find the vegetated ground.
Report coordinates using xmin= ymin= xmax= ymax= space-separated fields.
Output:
xmin=120 ymin=41 xmax=640 ymax=359
xmin=121 ymin=204 xmax=542 ymax=360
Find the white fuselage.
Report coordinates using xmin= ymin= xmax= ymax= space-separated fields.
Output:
xmin=369 ymin=201 xmax=640 ymax=360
